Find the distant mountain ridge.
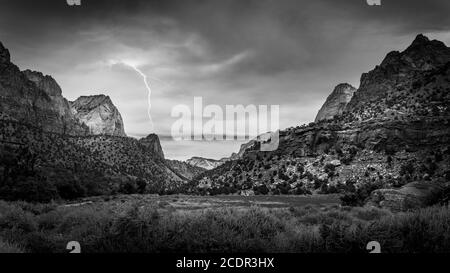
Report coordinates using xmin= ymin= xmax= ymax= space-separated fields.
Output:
xmin=186 ymin=157 xmax=226 ymax=170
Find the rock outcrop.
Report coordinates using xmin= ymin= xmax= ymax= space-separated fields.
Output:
xmin=70 ymin=95 xmax=126 ymax=136
xmin=315 ymin=83 xmax=356 ymax=122
xmin=138 ymin=133 xmax=165 ymax=159
xmin=367 ymin=181 xmax=447 ymax=212
xmin=0 ymin=42 xmax=88 ymax=135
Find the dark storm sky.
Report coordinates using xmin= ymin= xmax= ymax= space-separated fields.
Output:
xmin=0 ymin=0 xmax=449 ymax=159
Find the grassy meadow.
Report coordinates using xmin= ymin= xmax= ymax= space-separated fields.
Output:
xmin=0 ymin=194 xmax=449 ymax=253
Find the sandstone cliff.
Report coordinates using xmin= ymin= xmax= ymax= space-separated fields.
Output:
xmin=70 ymin=95 xmax=126 ymax=137
xmin=0 ymin=42 xmax=88 ymax=135
xmin=315 ymin=83 xmax=356 ymax=122
xmin=23 ymin=70 xmax=75 ymax=119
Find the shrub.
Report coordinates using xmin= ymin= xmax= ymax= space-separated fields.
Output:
xmin=118 ymin=180 xmax=138 ymax=194
xmin=340 ymin=180 xmax=383 ymax=207
xmin=340 ymin=193 xmax=360 ymax=207
xmin=0 ymin=175 xmax=59 ymax=203
xmin=400 ymin=161 xmax=415 ymax=176
xmin=253 ymin=184 xmax=269 ymax=195
xmin=0 ymin=238 xmax=25 ymax=253
xmin=56 ymin=179 xmax=86 ymax=200
xmin=324 ymin=163 xmax=336 ymax=178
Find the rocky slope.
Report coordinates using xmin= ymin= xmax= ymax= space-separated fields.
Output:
xmin=166 ymin=159 xmax=206 ymax=180
xmin=315 ymin=83 xmax=356 ymax=122
xmin=193 ymin=34 xmax=450 ymax=207
xmin=70 ymin=95 xmax=126 ymax=137
xmin=0 ymin=42 xmax=88 ymax=135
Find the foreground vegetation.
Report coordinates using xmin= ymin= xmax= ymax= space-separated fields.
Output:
xmin=0 ymin=197 xmax=449 ymax=253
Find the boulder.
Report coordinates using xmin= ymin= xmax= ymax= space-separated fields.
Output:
xmin=366 ymin=181 xmax=446 ymax=211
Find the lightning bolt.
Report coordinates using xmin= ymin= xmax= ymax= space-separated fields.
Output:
xmin=123 ymin=63 xmax=154 ymax=129
xmin=108 ymin=60 xmax=161 ymax=131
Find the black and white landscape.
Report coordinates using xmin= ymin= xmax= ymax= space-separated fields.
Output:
xmin=0 ymin=0 xmax=449 ymax=254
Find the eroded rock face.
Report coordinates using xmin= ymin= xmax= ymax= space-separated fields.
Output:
xmin=0 ymin=41 xmax=88 ymax=135
xmin=315 ymin=83 xmax=356 ymax=122
xmin=186 ymin=156 xmax=225 ymax=170
xmin=139 ymin=133 xmax=164 ymax=159
xmin=23 ymin=70 xmax=62 ymax=97
xmin=366 ymin=181 xmax=446 ymax=212
xmin=23 ymin=70 xmax=74 ymax=118
xmin=275 ymin=118 xmax=450 ymax=158
xmin=70 ymin=95 xmax=126 ymax=137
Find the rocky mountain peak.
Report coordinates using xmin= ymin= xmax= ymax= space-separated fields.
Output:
xmin=0 ymin=41 xmax=10 ymax=64
xmin=315 ymin=83 xmax=356 ymax=122
xmin=410 ymin=34 xmax=429 ymax=46
xmin=70 ymin=94 xmax=126 ymax=136
xmin=380 ymin=34 xmax=450 ymax=71
xmin=344 ymin=34 xmax=450 ymax=118
xmin=139 ymin=133 xmax=165 ymax=159
xmin=73 ymin=94 xmax=111 ymax=107
xmin=406 ymin=33 xmax=448 ymax=51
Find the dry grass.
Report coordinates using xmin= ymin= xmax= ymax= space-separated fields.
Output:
xmin=0 ymin=238 xmax=25 ymax=253
xmin=0 ymin=198 xmax=449 ymax=253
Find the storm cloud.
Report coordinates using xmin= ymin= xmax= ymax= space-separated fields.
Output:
xmin=0 ymin=0 xmax=449 ymax=159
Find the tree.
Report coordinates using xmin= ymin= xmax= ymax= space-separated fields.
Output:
xmin=324 ymin=163 xmax=336 ymax=178
xmin=136 ymin=178 xmax=147 ymax=194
